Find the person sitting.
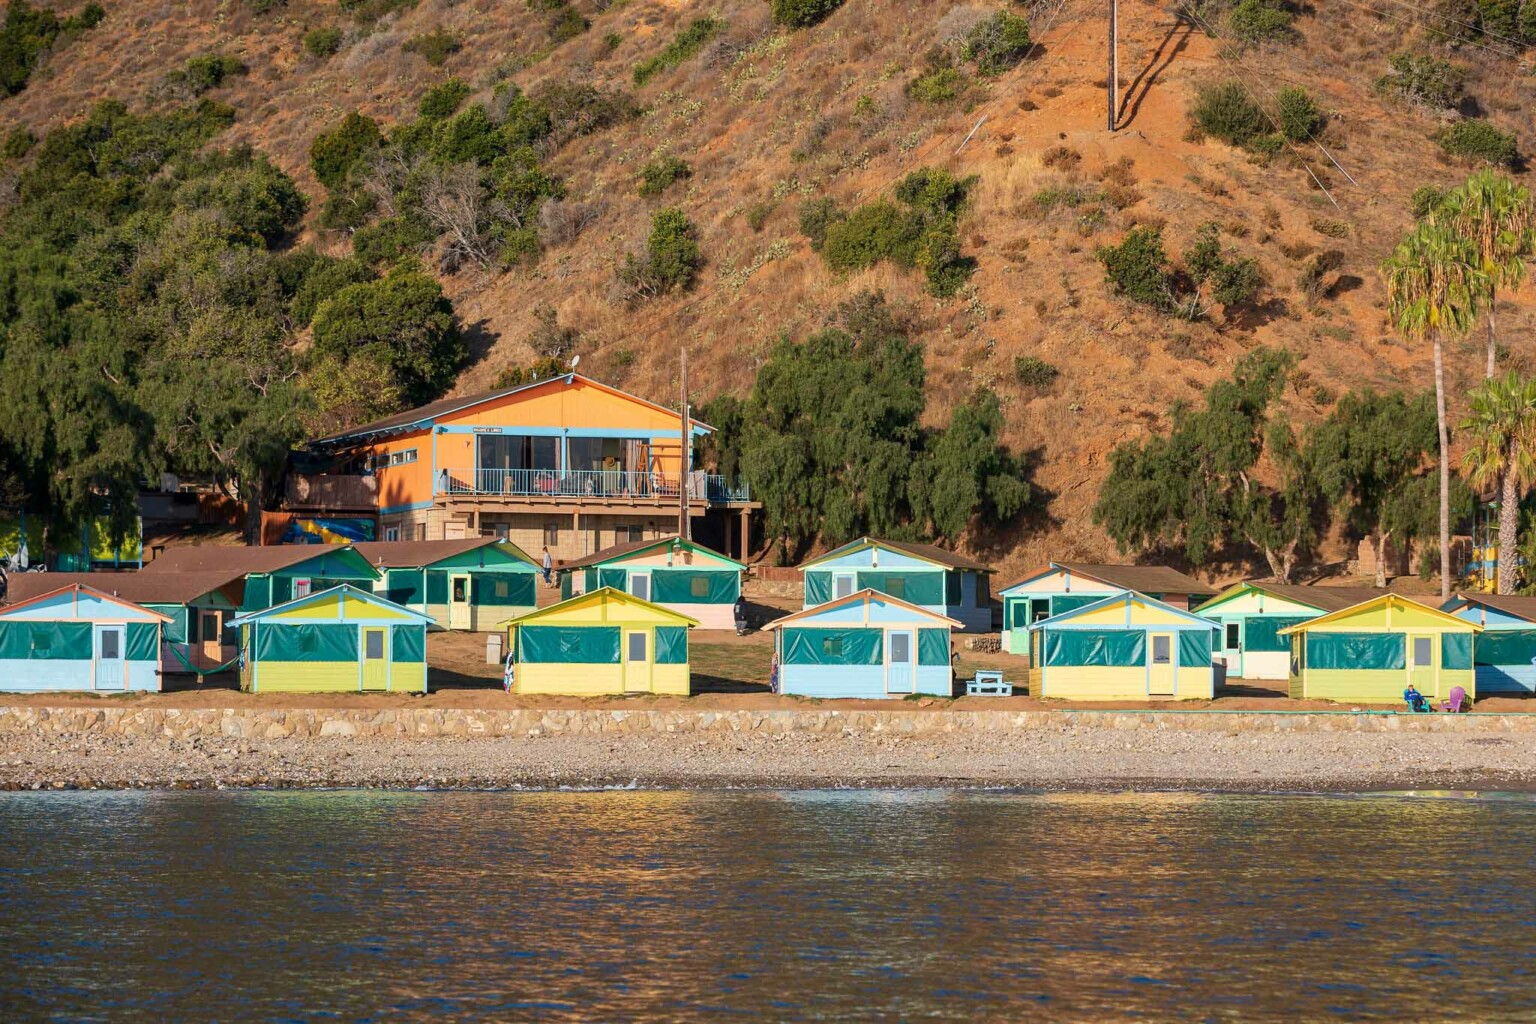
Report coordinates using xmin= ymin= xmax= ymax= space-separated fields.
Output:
xmin=1403 ymin=683 xmax=1431 ymax=713
xmin=733 ymin=596 xmax=749 ymax=635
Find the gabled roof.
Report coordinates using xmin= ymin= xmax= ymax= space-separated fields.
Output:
xmin=560 ymin=535 xmax=745 ymax=572
xmin=798 ymin=537 xmax=991 ymax=573
xmin=0 ymin=583 xmax=172 ymax=622
xmin=228 ymin=584 xmax=435 ymax=627
xmin=1443 ymin=593 xmax=1536 ymax=623
xmin=308 ymin=373 xmax=716 ymax=448
xmin=1052 ymin=563 xmax=1218 ymax=597
xmin=1025 ymin=591 xmax=1220 ymax=631
xmin=4 ymin=571 xmax=242 ymax=607
xmin=353 ymin=537 xmax=535 ymax=570
xmin=497 ymin=586 xmax=700 ymax=628
xmin=763 ymin=588 xmax=962 ymax=630
xmin=1277 ymin=594 xmax=1481 ymax=635
xmin=1199 ymin=581 xmax=1386 ymax=615
xmin=141 ymin=544 xmax=378 ymax=578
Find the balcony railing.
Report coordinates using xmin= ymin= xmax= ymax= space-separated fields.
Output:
xmin=439 ymin=468 xmax=749 ymax=503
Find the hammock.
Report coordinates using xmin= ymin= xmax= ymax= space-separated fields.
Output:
xmin=166 ymin=642 xmax=242 ymax=677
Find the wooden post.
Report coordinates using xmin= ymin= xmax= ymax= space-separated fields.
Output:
xmin=678 ymin=347 xmax=690 ymax=541
xmin=1107 ymin=0 xmax=1118 ymax=131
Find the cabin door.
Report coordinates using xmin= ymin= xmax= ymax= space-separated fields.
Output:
xmin=623 ymin=630 xmax=651 ymax=692
xmin=448 ymin=574 xmax=472 ymax=630
xmin=886 ymin=630 xmax=915 ymax=694
xmin=1408 ymin=633 xmax=1437 ymax=697
xmin=1148 ymin=633 xmax=1176 ymax=696
xmin=361 ymin=628 xmax=389 ymax=690
xmin=1222 ymin=620 xmax=1243 ymax=678
xmin=94 ymin=625 xmax=127 ymax=690
xmin=200 ymin=610 xmax=224 ymax=665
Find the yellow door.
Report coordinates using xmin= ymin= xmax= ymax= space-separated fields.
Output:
xmin=1148 ymin=632 xmax=1175 ymax=695
xmin=200 ymin=610 xmax=223 ymax=665
xmin=623 ymin=630 xmax=651 ymax=692
xmin=1408 ymin=633 xmax=1436 ymax=698
xmin=361 ymin=628 xmax=389 ymax=690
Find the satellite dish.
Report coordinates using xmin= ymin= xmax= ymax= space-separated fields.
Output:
xmin=570 ymin=354 xmax=581 ymax=370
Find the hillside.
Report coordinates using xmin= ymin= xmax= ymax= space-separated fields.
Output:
xmin=3 ymin=0 xmax=1535 ymax=579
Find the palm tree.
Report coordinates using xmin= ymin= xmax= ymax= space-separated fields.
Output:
xmin=1434 ymin=170 xmax=1536 ymax=378
xmin=1460 ymin=372 xmax=1536 ymax=594
xmin=1383 ymin=221 xmax=1487 ymax=600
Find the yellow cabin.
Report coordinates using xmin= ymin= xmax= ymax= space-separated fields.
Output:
xmin=1026 ymin=592 xmax=1221 ymax=701
xmin=500 ymin=587 xmax=696 ymax=696
xmin=228 ymin=585 xmax=435 ymax=694
xmin=1280 ymin=594 xmax=1480 ymax=705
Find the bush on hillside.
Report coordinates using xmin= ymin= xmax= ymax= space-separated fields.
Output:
xmin=1410 ymin=184 xmax=1446 ymax=218
xmin=0 ymin=0 xmax=104 ymax=96
xmin=619 ymin=207 xmax=702 ymax=298
xmin=1375 ymin=53 xmax=1465 ymax=109
xmin=167 ymin=54 xmax=247 ymax=95
xmin=907 ymin=64 xmax=967 ymax=103
xmin=1097 ymin=226 xmax=1174 ymax=310
xmin=547 ymin=3 xmax=589 ymax=43
xmin=1189 ymin=81 xmax=1268 ymax=148
xmin=799 ymin=197 xmax=843 ymax=250
xmin=2 ymin=125 xmax=36 ymax=159
xmin=633 ymin=17 xmax=724 ymax=86
xmin=303 ymin=26 xmax=344 ymax=58
xmin=769 ymin=0 xmax=844 ymax=28
xmin=1437 ymin=118 xmax=1519 ymax=165
xmin=1274 ymin=85 xmax=1325 ymax=142
xmin=637 ymin=155 xmax=692 ymax=197
xmin=403 ymin=29 xmax=461 ymax=66
xmin=1227 ymin=0 xmax=1297 ymax=44
xmin=962 ymin=11 xmax=1032 ymax=75
xmin=419 ymin=78 xmax=472 ymax=119
xmin=310 ymin=111 xmax=383 ymax=189
xmin=816 ymin=168 xmax=978 ymax=298
xmin=1014 ymin=356 xmax=1060 ymax=391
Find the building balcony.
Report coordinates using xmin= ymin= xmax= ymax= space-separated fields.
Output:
xmin=437 ymin=468 xmax=751 ymax=506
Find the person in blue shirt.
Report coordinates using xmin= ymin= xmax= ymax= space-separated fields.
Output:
xmin=1404 ymin=683 xmax=1429 ymax=712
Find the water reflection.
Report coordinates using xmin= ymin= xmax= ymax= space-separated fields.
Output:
xmin=1 ymin=790 xmax=1534 ymax=1020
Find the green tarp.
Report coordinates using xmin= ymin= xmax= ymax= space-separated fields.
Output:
xmin=804 ymin=571 xmax=832 ymax=605
xmin=126 ymin=623 xmax=158 ymax=661
xmin=519 ymin=625 xmax=621 ymax=664
xmin=1178 ymin=629 xmax=1214 ymax=669
xmin=598 ymin=569 xmax=628 ymax=592
xmin=1474 ymin=629 xmax=1536 ymax=666
xmin=271 ymin=576 xmax=292 ymax=606
xmin=1008 ymin=600 xmax=1028 ymax=629
xmin=254 ymin=623 xmax=359 ymax=663
xmin=151 ymin=604 xmax=188 ymax=644
xmin=0 ymin=621 xmax=93 ymax=660
xmin=392 ymin=625 xmax=425 ymax=663
xmin=652 ymin=569 xmax=738 ymax=605
xmin=1243 ymin=616 xmax=1312 ymax=653
xmin=472 ymin=574 xmax=536 ymax=607
xmin=1052 ymin=594 xmax=1106 ymax=617
xmin=655 ymin=626 xmax=688 ymax=664
xmin=241 ymin=575 xmax=273 ymax=612
xmin=583 ymin=568 xmax=598 ymax=593
xmin=385 ymin=569 xmax=425 ymax=606
xmin=426 ymin=571 xmax=448 ymax=605
xmin=918 ymin=628 xmax=950 ymax=666
xmin=782 ymin=627 xmax=884 ymax=666
xmin=1306 ymin=632 xmax=1405 ymax=671
xmin=857 ymin=571 xmax=945 ymax=606
xmin=1441 ymin=632 xmax=1473 ymax=671
xmin=1043 ymin=629 xmax=1146 ymax=667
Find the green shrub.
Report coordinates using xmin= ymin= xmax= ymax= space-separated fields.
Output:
xmin=619 ymin=206 xmax=703 ymax=296
xmin=1227 ymin=0 xmax=1297 ymax=44
xmin=533 ymin=81 xmax=639 ymax=143
xmin=1014 ymin=356 xmax=1060 ymax=390
xmin=351 ymin=216 xmax=438 ymax=267
xmin=637 ymin=155 xmax=692 ymax=197
xmin=1275 ymin=85 xmax=1325 ymax=142
xmin=603 ymin=32 xmax=623 ymax=51
xmin=1437 ymin=118 xmax=1519 ymax=165
xmin=246 ymin=0 xmax=286 ymax=13
xmin=310 ymin=111 xmax=383 ymax=189
xmin=799 ymin=197 xmax=843 ymax=250
xmin=419 ymin=78 xmax=472 ymax=119
xmin=170 ymin=54 xmax=248 ymax=95
xmin=1189 ymin=81 xmax=1268 ymax=147
xmin=404 ymin=29 xmax=461 ymax=66
xmin=1375 ymin=53 xmax=1465 ymax=109
xmin=824 ymin=202 xmax=922 ymax=272
xmin=962 ymin=11 xmax=1032 ymax=75
xmin=633 ymin=17 xmax=723 ymax=86
xmin=303 ymin=26 xmax=344 ymax=58
xmin=816 ymin=168 xmax=976 ymax=297
xmin=1096 ymin=226 xmax=1173 ymax=310
xmin=1410 ymin=184 xmax=1446 ymax=218
xmin=769 ymin=0 xmax=844 ymax=28
xmin=907 ymin=65 xmax=966 ymax=103
xmin=434 ymin=104 xmax=504 ymax=164
xmin=0 ymin=0 xmax=105 ymax=96
xmin=2 ymin=125 xmax=36 ymax=159
xmin=548 ymin=4 xmax=589 ymax=43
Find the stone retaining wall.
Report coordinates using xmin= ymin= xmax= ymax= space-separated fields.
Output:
xmin=3 ymin=706 xmax=1536 ymax=740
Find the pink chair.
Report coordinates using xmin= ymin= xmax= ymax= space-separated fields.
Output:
xmin=1440 ymin=685 xmax=1470 ymax=713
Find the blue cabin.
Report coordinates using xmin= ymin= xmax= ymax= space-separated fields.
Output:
xmin=1442 ymin=593 xmax=1536 ymax=694
xmin=998 ymin=563 xmax=1217 ymax=655
xmin=799 ymin=538 xmax=993 ymax=633
xmin=766 ymin=589 xmax=960 ymax=699
xmin=0 ymin=583 xmax=169 ymax=692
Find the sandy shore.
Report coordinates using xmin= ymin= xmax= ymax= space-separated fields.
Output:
xmin=4 ymin=723 xmax=1534 ymax=793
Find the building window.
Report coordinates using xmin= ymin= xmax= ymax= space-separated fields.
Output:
xmin=628 ymin=525 xmax=645 ymax=542
xmin=544 ymin=523 xmax=560 ymax=546
xmin=385 ymin=526 xmax=400 ymax=542
xmin=294 ymin=578 xmax=312 ymax=599
xmin=1225 ymin=622 xmax=1241 ymax=650
xmin=888 ymin=577 xmax=906 ymax=600
xmin=202 ymin=613 xmax=219 ymax=642
xmin=297 ymin=631 xmax=318 ymax=655
xmin=417 ymin=524 xmax=428 ymax=541
xmin=495 ymin=580 xmax=510 ymax=598
xmin=833 ymin=575 xmax=854 ymax=600
xmin=691 ymin=577 xmax=710 ymax=599
xmin=31 ymin=630 xmax=52 ymax=655
xmin=822 ymin=636 xmax=844 ymax=658
xmin=386 ymin=449 xmax=418 ymax=467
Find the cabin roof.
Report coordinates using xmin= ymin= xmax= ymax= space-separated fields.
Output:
xmin=1445 ymin=593 xmax=1536 ymax=622
xmin=3 ymin=571 xmax=242 ymax=607
xmin=798 ymin=537 xmax=991 ymax=573
xmin=1025 ymin=590 xmax=1220 ymax=631
xmin=227 ymin=584 xmax=435 ymax=627
xmin=353 ymin=537 xmax=534 ymax=569
xmin=1201 ymin=581 xmax=1387 ymax=614
xmin=763 ymin=588 xmax=962 ymax=629
xmin=1277 ymin=593 xmax=1480 ymax=634
xmin=140 ymin=544 xmax=374 ymax=577
xmin=560 ymin=535 xmax=744 ymax=572
xmin=0 ymin=583 xmax=172 ymax=622
xmin=1051 ymin=563 xmax=1218 ymax=597
xmin=498 ymin=586 xmax=700 ymax=628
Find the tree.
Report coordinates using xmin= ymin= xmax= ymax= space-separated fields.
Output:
xmin=1432 ymin=170 xmax=1535 ymax=378
xmin=1460 ymin=372 xmax=1536 ymax=594
xmin=1092 ymin=346 xmax=1316 ymax=581
xmin=1383 ymin=220 xmax=1488 ymax=599
xmin=909 ymin=389 xmax=1031 ymax=540
xmin=1309 ymin=389 xmax=1438 ymax=587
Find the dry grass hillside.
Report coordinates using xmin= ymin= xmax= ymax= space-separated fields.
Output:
xmin=4 ymin=0 xmax=1536 ymax=579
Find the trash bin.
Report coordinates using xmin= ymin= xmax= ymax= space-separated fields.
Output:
xmin=485 ymin=632 xmax=503 ymax=665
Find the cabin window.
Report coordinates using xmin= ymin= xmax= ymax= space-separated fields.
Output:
xmin=494 ymin=580 xmax=510 ymax=599
xmin=417 ymin=524 xmax=428 ymax=541
xmin=31 ymin=631 xmax=51 ymax=655
xmin=833 ymin=575 xmax=855 ymax=600
xmin=1225 ymin=622 xmax=1241 ymax=650
xmin=888 ymin=577 xmax=907 ymax=600
xmin=628 ymin=632 xmax=647 ymax=661
xmin=452 ymin=577 xmax=469 ymax=602
xmin=385 ymin=527 xmax=400 ymax=542
xmin=293 ymin=578 xmax=312 ymax=599
xmin=1152 ymin=635 xmax=1171 ymax=664
xmin=99 ymin=631 xmax=120 ymax=659
xmin=1031 ymin=599 xmax=1051 ymax=622
xmin=297 ymin=632 xmax=319 ymax=655
xmin=365 ymin=631 xmax=385 ymax=660
xmin=822 ymin=636 xmax=844 ymax=658
xmin=631 ymin=575 xmax=651 ymax=601
xmin=690 ymin=577 xmax=710 ymax=599
xmin=202 ymin=613 xmax=220 ymax=642
xmin=1413 ymin=636 xmax=1432 ymax=667
xmin=544 ymin=524 xmax=560 ymax=547
xmin=628 ymin=525 xmax=645 ymax=542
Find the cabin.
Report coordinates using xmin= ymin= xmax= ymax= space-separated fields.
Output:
xmin=1280 ymin=595 xmax=1479 ymax=704
xmin=999 ymin=563 xmax=1217 ymax=654
xmin=141 ymin=544 xmax=381 ymax=613
xmin=228 ymin=585 xmax=434 ymax=693
xmin=1442 ymin=593 xmax=1536 ymax=694
xmin=1196 ymin=582 xmax=1383 ymax=681
xmin=4 ymin=571 xmax=245 ymax=674
xmin=0 ymin=584 xmax=169 ymax=692
xmin=354 ymin=538 xmax=538 ymax=631
xmin=501 ymin=587 xmax=695 ymax=695
xmin=560 ymin=536 xmax=744 ymax=629
xmin=799 ymin=538 xmax=993 ymax=633
xmin=765 ymin=589 xmax=960 ymax=699
xmin=1026 ymin=592 xmax=1221 ymax=701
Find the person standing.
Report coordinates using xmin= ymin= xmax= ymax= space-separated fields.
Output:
xmin=541 ymin=546 xmax=553 ymax=588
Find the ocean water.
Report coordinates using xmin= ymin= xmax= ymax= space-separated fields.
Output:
xmin=2 ymin=789 xmax=1534 ymax=1021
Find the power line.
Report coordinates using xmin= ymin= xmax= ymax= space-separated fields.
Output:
xmin=1330 ymin=0 xmax=1527 ymax=63
xmin=1364 ymin=0 xmax=1531 ymax=60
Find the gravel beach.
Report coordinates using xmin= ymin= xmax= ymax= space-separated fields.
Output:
xmin=4 ymin=724 xmax=1534 ymax=793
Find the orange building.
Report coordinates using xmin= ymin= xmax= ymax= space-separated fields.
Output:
xmin=285 ymin=374 xmax=755 ymax=561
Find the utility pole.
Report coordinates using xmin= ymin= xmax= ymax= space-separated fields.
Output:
xmin=678 ymin=346 xmax=691 ymax=541
xmin=1107 ymin=0 xmax=1119 ymax=132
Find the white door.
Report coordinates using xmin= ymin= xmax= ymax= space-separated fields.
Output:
xmin=886 ymin=631 xmax=915 ymax=694
xmin=449 ymin=574 xmax=472 ymax=630
xmin=95 ymin=625 xmax=126 ymax=690
xmin=630 ymin=573 xmax=651 ymax=602
xmin=1223 ymin=620 xmax=1242 ymax=677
